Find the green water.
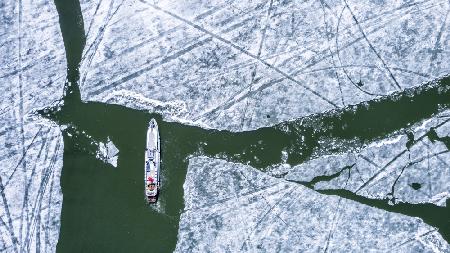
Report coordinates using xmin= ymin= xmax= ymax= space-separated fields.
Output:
xmin=55 ymin=102 xmax=185 ymax=252
xmin=45 ymin=0 xmax=450 ymax=251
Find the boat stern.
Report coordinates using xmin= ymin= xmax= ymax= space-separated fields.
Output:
xmin=147 ymin=195 xmax=157 ymax=203
xmin=145 ymin=182 xmax=158 ymax=204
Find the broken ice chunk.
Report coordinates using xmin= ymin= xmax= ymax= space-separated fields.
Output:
xmin=96 ymin=138 xmax=119 ymax=167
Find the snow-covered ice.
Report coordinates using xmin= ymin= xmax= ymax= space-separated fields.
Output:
xmin=96 ymin=138 xmax=119 ymax=167
xmin=79 ymin=0 xmax=450 ymax=130
xmin=176 ymin=157 xmax=448 ymax=252
xmin=0 ymin=0 xmax=66 ymax=252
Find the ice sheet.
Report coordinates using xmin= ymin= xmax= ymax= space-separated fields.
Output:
xmin=0 ymin=0 xmax=66 ymax=252
xmin=79 ymin=0 xmax=450 ymax=130
xmin=177 ymin=157 xmax=449 ymax=252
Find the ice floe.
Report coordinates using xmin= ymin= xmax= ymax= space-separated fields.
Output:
xmin=96 ymin=138 xmax=119 ymax=167
xmin=0 ymin=0 xmax=66 ymax=251
xmin=79 ymin=0 xmax=450 ymax=130
xmin=177 ymin=156 xmax=449 ymax=252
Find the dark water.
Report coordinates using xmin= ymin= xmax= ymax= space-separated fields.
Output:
xmin=45 ymin=0 xmax=450 ymax=251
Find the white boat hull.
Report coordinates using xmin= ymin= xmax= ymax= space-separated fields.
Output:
xmin=145 ymin=118 xmax=160 ymax=203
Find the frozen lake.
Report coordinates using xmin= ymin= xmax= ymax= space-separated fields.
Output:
xmin=1 ymin=0 xmax=450 ymax=252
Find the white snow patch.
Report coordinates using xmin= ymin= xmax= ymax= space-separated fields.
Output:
xmin=0 ymin=0 xmax=66 ymax=251
xmin=96 ymin=138 xmax=119 ymax=167
xmin=176 ymin=157 xmax=449 ymax=252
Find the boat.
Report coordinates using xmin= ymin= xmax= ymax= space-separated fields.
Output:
xmin=145 ymin=118 xmax=160 ymax=203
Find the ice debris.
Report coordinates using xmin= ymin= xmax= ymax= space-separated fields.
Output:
xmin=96 ymin=138 xmax=119 ymax=168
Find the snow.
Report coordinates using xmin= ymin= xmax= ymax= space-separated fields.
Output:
xmin=0 ymin=0 xmax=66 ymax=252
xmin=176 ymin=157 xmax=449 ymax=252
xmin=79 ymin=0 xmax=450 ymax=130
xmin=96 ymin=138 xmax=119 ymax=167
